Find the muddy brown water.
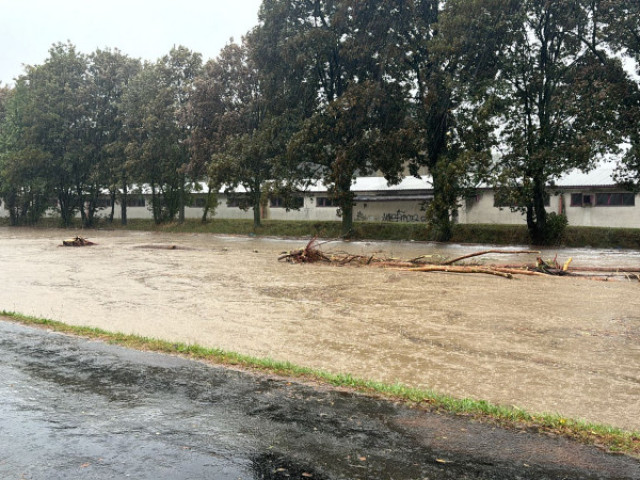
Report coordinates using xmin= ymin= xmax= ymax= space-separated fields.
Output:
xmin=1 ymin=228 xmax=639 ymax=432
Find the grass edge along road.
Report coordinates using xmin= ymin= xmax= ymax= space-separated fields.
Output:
xmin=2 ymin=310 xmax=639 ymax=459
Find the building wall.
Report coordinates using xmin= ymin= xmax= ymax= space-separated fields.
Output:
xmin=461 ymin=190 xmax=640 ymax=228
xmin=562 ymin=192 xmax=640 ymax=228
xmin=353 ymin=201 xmax=427 ymax=223
xmin=3 ymin=186 xmax=640 ymax=229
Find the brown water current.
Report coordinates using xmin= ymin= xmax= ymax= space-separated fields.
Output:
xmin=1 ymin=227 xmax=639 ymax=431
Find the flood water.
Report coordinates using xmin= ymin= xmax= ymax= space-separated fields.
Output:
xmin=1 ymin=227 xmax=639 ymax=431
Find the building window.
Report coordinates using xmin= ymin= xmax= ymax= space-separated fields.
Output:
xmin=193 ymin=197 xmax=207 ymax=208
xmin=494 ymin=194 xmax=549 ymax=208
xmin=126 ymin=197 xmax=146 ymax=207
xmin=226 ymin=197 xmax=250 ymax=209
xmin=270 ymin=197 xmax=284 ymax=208
xmin=595 ymin=192 xmax=635 ymax=207
xmin=95 ymin=198 xmax=112 ymax=208
xmin=571 ymin=192 xmax=635 ymax=207
xmin=270 ymin=196 xmax=304 ymax=209
xmin=316 ymin=197 xmax=337 ymax=207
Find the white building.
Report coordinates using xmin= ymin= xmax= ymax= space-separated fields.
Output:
xmin=1 ymin=163 xmax=638 ymax=228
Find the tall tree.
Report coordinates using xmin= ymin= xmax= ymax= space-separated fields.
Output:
xmin=84 ymin=48 xmax=141 ymax=226
xmin=600 ymin=0 xmax=640 ymax=189
xmin=2 ymin=43 xmax=90 ymax=226
xmin=378 ymin=0 xmax=515 ymax=241
xmin=261 ymin=0 xmax=411 ymax=236
xmin=0 ymin=85 xmax=52 ymax=225
xmin=189 ymin=41 xmax=268 ymax=227
xmin=488 ymin=0 xmax=634 ymax=244
xmin=122 ymin=46 xmax=202 ymax=224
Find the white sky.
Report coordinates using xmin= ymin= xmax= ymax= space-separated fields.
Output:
xmin=0 ymin=0 xmax=263 ymax=86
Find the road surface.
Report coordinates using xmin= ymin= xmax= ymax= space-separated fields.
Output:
xmin=1 ymin=320 xmax=638 ymax=479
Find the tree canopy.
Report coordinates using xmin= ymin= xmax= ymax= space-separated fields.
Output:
xmin=0 ymin=1 xmax=638 ymax=243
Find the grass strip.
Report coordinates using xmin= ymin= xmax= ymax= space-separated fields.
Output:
xmin=4 ymin=217 xmax=640 ymax=249
xmin=2 ymin=309 xmax=639 ymax=458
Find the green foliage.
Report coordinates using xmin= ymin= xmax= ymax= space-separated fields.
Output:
xmin=484 ymin=0 xmax=639 ymax=244
xmin=121 ymin=47 xmax=202 ymax=224
xmin=539 ymin=213 xmax=569 ymax=246
xmin=85 ymin=48 xmax=141 ymax=226
xmin=0 ymin=0 xmax=638 ymax=239
xmin=264 ymin=0 xmax=414 ymax=236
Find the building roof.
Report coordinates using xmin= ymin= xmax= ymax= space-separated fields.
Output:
xmin=134 ymin=163 xmax=620 ymax=196
xmin=555 ymin=163 xmax=617 ymax=188
xmin=304 ymin=175 xmax=432 ymax=193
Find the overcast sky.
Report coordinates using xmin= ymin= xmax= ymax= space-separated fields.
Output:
xmin=0 ymin=0 xmax=263 ymax=86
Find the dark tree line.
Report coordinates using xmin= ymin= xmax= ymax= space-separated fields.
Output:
xmin=1 ymin=0 xmax=639 ymax=243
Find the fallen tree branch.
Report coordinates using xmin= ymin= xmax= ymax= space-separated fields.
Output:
xmin=403 ymin=265 xmax=514 ymax=279
xmin=443 ymin=250 xmax=541 ymax=265
xmin=277 ymin=240 xmax=638 ymax=282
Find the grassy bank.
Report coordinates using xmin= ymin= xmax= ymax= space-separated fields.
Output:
xmin=3 ymin=216 xmax=640 ymax=249
xmin=2 ymin=310 xmax=639 ymax=458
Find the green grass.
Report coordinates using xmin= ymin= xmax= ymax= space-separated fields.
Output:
xmin=5 ymin=216 xmax=640 ymax=249
xmin=2 ymin=309 xmax=639 ymax=458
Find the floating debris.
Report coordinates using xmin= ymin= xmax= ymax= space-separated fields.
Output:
xmin=278 ymin=240 xmax=640 ymax=281
xmin=61 ymin=236 xmax=96 ymax=247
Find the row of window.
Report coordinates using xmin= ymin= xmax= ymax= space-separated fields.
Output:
xmin=570 ymin=193 xmax=635 ymax=207
xmin=42 ymin=193 xmax=638 ymax=210
xmin=493 ymin=192 xmax=636 ymax=208
xmin=226 ymin=197 xmax=336 ymax=209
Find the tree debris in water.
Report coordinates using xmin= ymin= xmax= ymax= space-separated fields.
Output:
xmin=279 ymin=239 xmax=640 ymax=281
xmin=61 ymin=236 xmax=96 ymax=247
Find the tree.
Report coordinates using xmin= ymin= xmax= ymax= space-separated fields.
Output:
xmin=122 ymin=46 xmax=202 ymax=224
xmin=488 ymin=0 xmax=635 ymax=244
xmin=0 ymin=85 xmax=52 ymax=225
xmin=84 ymin=48 xmax=141 ymax=226
xmin=189 ymin=41 xmax=267 ymax=227
xmin=260 ymin=0 xmax=412 ymax=236
xmin=374 ymin=0 xmax=515 ymax=241
xmin=600 ymin=0 xmax=640 ymax=190
xmin=1 ymin=43 xmax=90 ymax=226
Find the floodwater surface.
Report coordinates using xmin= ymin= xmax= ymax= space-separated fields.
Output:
xmin=1 ymin=228 xmax=639 ymax=431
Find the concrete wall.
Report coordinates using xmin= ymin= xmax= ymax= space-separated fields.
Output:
xmin=460 ymin=190 xmax=640 ymax=228
xmin=562 ymin=192 xmax=640 ymax=228
xmin=353 ymin=200 xmax=427 ymax=223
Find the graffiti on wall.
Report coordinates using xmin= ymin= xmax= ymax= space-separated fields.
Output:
xmin=381 ymin=210 xmax=427 ymax=223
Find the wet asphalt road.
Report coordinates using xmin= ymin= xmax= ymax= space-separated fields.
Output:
xmin=1 ymin=320 xmax=639 ymax=480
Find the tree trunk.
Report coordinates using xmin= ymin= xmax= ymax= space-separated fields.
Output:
xmin=178 ymin=178 xmax=185 ymax=224
xmin=429 ymin=166 xmax=454 ymax=242
xmin=109 ymin=191 xmax=116 ymax=223
xmin=252 ymin=188 xmax=262 ymax=228
xmin=120 ymin=180 xmax=128 ymax=226
xmin=151 ymin=184 xmax=162 ymax=224
xmin=341 ymin=202 xmax=354 ymax=237
xmin=527 ymin=175 xmax=548 ymax=245
xmin=336 ymin=174 xmax=354 ymax=238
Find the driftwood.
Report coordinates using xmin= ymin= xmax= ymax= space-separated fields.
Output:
xmin=61 ymin=236 xmax=96 ymax=247
xmin=443 ymin=250 xmax=541 ymax=265
xmin=278 ymin=239 xmax=639 ymax=281
xmin=405 ymin=265 xmax=515 ymax=278
xmin=279 ymin=238 xmax=331 ymax=263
